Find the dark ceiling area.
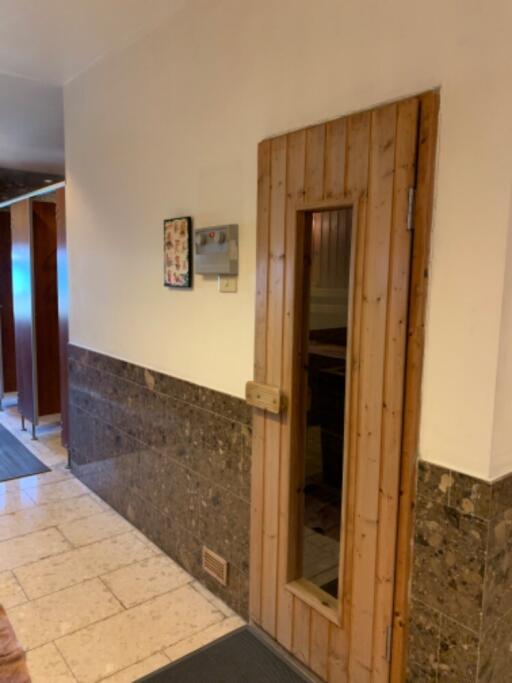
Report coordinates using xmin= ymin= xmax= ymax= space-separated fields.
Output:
xmin=0 ymin=167 xmax=64 ymax=204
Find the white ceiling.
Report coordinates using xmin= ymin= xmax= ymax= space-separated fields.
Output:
xmin=0 ymin=0 xmax=185 ymax=173
xmin=0 ymin=0 xmax=185 ymax=85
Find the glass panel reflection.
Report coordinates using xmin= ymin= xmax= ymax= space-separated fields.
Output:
xmin=301 ymin=208 xmax=352 ymax=600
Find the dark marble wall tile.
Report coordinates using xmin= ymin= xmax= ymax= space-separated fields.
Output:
xmin=487 ymin=508 xmax=512 ymax=559
xmin=196 ymin=480 xmax=250 ymax=575
xmin=71 ymin=345 xmax=512 ymax=669
xmin=438 ymin=616 xmax=479 ymax=682
xmin=68 ymin=345 xmax=251 ymax=617
xmin=449 ymin=471 xmax=492 ymax=520
xmin=68 ymin=402 xmax=95 ymax=464
xmin=490 ymin=474 xmax=512 ymax=518
xmin=482 ymin=547 xmax=512 ymax=632
xmin=417 ymin=461 xmax=452 ymax=504
xmin=412 ymin=495 xmax=487 ymax=632
xmin=478 ymin=608 xmax=512 ymax=683
xmin=409 ymin=462 xmax=512 ymax=683
xmin=406 ymin=599 xmax=440 ymax=683
xmin=68 ymin=344 xmax=251 ymax=426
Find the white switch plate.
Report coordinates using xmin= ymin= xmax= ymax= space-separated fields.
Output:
xmin=218 ymin=275 xmax=237 ymax=293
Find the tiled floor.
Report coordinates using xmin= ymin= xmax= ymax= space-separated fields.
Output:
xmin=0 ymin=399 xmax=245 ymax=682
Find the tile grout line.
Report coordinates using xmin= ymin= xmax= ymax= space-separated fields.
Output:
xmin=69 ymin=354 xmax=251 ymax=428
xmin=30 ymin=640 xmax=78 ymax=683
xmin=0 ymin=534 xmax=74 ymax=575
xmin=0 ymin=494 xmax=113 ymax=538
xmin=95 ymin=650 xmax=171 ymax=683
xmin=10 ymin=472 xmax=77 ymax=492
xmin=69 ymin=400 xmax=251 ymax=507
xmin=94 ymin=486 xmax=249 ymax=580
xmin=189 ymin=581 xmax=236 ymax=616
xmin=16 ymin=573 xmax=225 ymax=652
xmin=11 ymin=530 xmax=156 ymax=600
xmin=51 ymin=586 xmax=229 ymax=682
xmin=20 ymin=580 xmax=125 ymax=655
xmin=51 ymin=637 xmax=83 ymax=682
xmin=23 ymin=484 xmax=90 ymax=506
xmin=410 ymin=596 xmax=481 ymax=637
xmin=0 ymin=470 xmax=73 ymax=494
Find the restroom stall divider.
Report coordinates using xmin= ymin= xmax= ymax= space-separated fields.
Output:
xmin=11 ymin=198 xmax=61 ymax=438
xmin=32 ymin=201 xmax=61 ymax=419
xmin=56 ymin=188 xmax=69 ymax=447
xmin=0 ymin=210 xmax=16 ymax=404
xmin=11 ymin=199 xmax=37 ymax=434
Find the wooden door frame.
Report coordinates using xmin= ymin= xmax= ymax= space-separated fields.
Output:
xmin=56 ymin=188 xmax=70 ymax=448
xmin=390 ymin=91 xmax=439 ymax=680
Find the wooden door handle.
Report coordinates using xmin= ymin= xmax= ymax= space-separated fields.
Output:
xmin=245 ymin=381 xmax=285 ymax=414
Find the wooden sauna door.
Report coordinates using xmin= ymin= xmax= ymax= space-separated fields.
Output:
xmin=249 ymin=93 xmax=436 ymax=682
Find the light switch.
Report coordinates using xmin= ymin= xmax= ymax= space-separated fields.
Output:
xmin=218 ymin=275 xmax=237 ymax=293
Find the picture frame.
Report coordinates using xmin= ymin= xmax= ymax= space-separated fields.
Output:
xmin=163 ymin=216 xmax=192 ymax=288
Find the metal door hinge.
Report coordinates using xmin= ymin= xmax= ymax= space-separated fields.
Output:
xmin=385 ymin=624 xmax=393 ymax=662
xmin=407 ymin=187 xmax=415 ymax=231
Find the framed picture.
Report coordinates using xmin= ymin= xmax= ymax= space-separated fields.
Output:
xmin=164 ymin=216 xmax=192 ymax=288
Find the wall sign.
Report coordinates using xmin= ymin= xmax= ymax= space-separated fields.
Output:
xmin=164 ymin=216 xmax=192 ymax=288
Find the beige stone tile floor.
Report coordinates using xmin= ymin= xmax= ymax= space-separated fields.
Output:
xmin=0 ymin=397 xmax=245 ymax=682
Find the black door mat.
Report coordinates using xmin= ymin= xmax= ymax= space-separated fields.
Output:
xmin=137 ymin=627 xmax=313 ymax=682
xmin=0 ymin=423 xmax=50 ymax=482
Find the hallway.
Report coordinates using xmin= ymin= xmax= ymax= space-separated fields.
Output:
xmin=0 ymin=401 xmax=244 ymax=682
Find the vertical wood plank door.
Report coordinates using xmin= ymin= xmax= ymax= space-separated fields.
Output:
xmin=250 ymin=92 xmax=438 ymax=682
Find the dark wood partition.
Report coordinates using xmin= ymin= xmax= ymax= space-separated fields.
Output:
xmin=11 ymin=200 xmax=37 ymax=425
xmin=11 ymin=198 xmax=62 ymax=434
xmin=0 ymin=211 xmax=16 ymax=394
xmin=56 ymin=189 xmax=69 ymax=446
xmin=32 ymin=201 xmax=60 ymax=417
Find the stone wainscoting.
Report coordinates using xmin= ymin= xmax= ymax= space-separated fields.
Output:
xmin=68 ymin=344 xmax=512 ymax=677
xmin=408 ymin=461 xmax=512 ymax=682
xmin=68 ymin=345 xmax=252 ymax=617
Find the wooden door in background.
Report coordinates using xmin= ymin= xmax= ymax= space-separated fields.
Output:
xmin=11 ymin=199 xmax=37 ymax=425
xmin=32 ymin=201 xmax=60 ymax=418
xmin=0 ymin=211 xmax=16 ymax=393
xmin=250 ymin=92 xmax=438 ymax=682
xmin=11 ymin=200 xmax=62 ymax=432
xmin=56 ymin=188 xmax=69 ymax=447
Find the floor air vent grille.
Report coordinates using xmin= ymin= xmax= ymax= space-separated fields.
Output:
xmin=202 ymin=546 xmax=228 ymax=586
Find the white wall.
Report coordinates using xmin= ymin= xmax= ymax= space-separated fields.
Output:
xmin=64 ymin=0 xmax=512 ymax=480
